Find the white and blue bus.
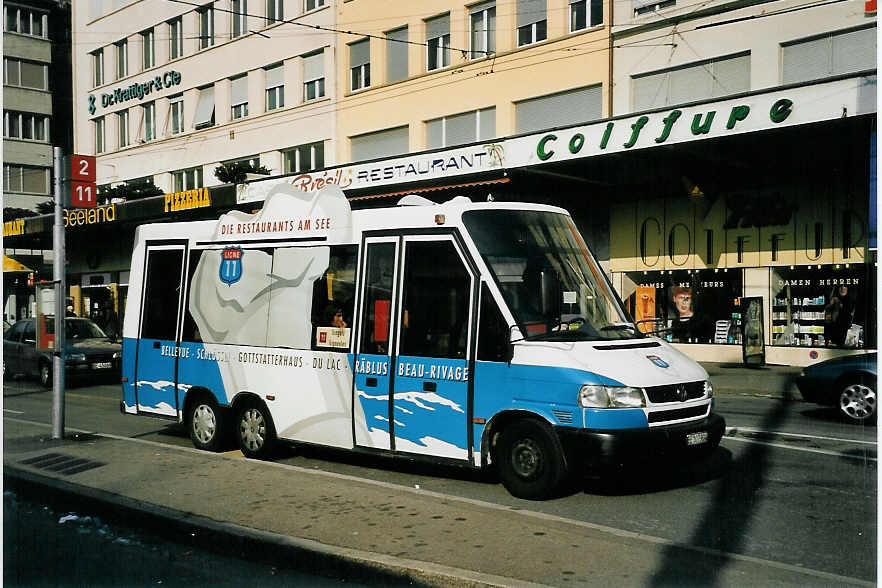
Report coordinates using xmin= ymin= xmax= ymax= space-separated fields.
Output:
xmin=121 ymin=184 xmax=724 ymax=499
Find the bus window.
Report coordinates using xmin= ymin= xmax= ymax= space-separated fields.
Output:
xmin=181 ymin=250 xmax=203 ymax=343
xmin=399 ymin=240 xmax=470 ymax=360
xmin=360 ymin=242 xmax=396 ymax=355
xmin=141 ymin=248 xmax=184 ymax=341
xmin=477 ymin=283 xmax=509 ymax=362
xmin=311 ymin=245 xmax=357 ymax=351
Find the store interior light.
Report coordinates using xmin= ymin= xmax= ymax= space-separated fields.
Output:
xmin=682 ymin=176 xmax=704 ymax=199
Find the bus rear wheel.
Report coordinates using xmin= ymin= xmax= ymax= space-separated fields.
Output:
xmin=236 ymin=399 xmax=276 ymax=460
xmin=496 ymin=419 xmax=566 ymax=500
xmin=188 ymin=396 xmax=225 ymax=452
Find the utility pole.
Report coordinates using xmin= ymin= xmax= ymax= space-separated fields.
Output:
xmin=51 ymin=146 xmax=65 ymax=440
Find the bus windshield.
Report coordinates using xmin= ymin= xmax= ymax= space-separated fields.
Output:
xmin=463 ymin=209 xmax=639 ymax=341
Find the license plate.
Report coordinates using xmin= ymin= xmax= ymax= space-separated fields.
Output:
xmin=686 ymin=431 xmax=708 ymax=446
xmin=92 ymin=362 xmax=112 ymax=369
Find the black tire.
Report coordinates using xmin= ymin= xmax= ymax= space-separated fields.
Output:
xmin=496 ymin=419 xmax=566 ymax=500
xmin=187 ymin=395 xmax=226 ymax=452
xmin=236 ymin=399 xmax=276 ymax=460
xmin=38 ymin=361 xmax=52 ymax=388
xmin=838 ymin=377 xmax=876 ymax=424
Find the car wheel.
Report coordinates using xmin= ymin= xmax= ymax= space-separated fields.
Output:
xmin=236 ymin=399 xmax=276 ymax=460
xmin=496 ymin=419 xmax=566 ymax=500
xmin=38 ymin=361 xmax=52 ymax=388
xmin=838 ymin=378 xmax=876 ymax=424
xmin=187 ymin=395 xmax=226 ymax=452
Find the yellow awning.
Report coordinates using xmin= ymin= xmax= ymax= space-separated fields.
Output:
xmin=3 ymin=255 xmax=32 ymax=272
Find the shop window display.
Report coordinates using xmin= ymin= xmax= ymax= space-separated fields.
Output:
xmin=770 ymin=266 xmax=870 ymax=349
xmin=624 ymin=270 xmax=744 ymax=344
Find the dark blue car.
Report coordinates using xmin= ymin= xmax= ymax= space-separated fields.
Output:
xmin=796 ymin=353 xmax=877 ymax=424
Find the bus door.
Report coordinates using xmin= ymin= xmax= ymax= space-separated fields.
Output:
xmin=354 ymin=238 xmax=400 ymax=450
xmin=134 ymin=243 xmax=186 ymax=417
xmin=391 ymin=236 xmax=475 ymax=460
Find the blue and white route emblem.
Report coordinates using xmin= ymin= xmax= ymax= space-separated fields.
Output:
xmin=219 ymin=246 xmax=243 ymax=285
xmin=646 ymin=355 xmax=669 ymax=369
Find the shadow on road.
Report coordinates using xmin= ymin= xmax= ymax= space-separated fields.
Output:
xmin=647 ymin=376 xmax=797 ymax=586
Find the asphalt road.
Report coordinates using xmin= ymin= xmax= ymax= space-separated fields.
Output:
xmin=3 ymin=375 xmax=877 ymax=583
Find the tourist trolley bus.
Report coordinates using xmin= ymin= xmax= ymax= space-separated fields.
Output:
xmin=121 ymin=184 xmax=724 ymax=499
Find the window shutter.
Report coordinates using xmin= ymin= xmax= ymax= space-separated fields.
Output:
xmin=386 ymin=27 xmax=408 ymax=82
xmin=350 ymin=39 xmax=370 ymax=68
xmin=445 ymin=111 xmax=477 ymax=146
xmin=517 ymin=0 xmax=546 ymax=27
xmin=782 ymin=37 xmax=830 ymax=85
xmin=669 ymin=64 xmax=712 ymax=105
xmin=303 ymin=53 xmax=323 ymax=81
xmin=632 ymin=73 xmax=667 ymax=111
xmin=478 ymin=107 xmax=496 ymax=141
xmin=515 ymin=86 xmax=601 ymax=134
xmin=832 ymin=27 xmax=876 ymax=75
xmin=711 ymin=54 xmax=750 ymax=98
xmin=426 ymin=118 xmax=443 ymax=149
xmin=351 ymin=126 xmax=409 ymax=162
xmin=231 ymin=75 xmax=248 ymax=105
xmin=194 ymin=85 xmax=215 ymax=128
xmin=265 ymin=64 xmax=283 ymax=88
xmin=425 ymin=14 xmax=450 ymax=40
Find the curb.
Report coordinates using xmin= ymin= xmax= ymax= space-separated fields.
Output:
xmin=3 ymin=466 xmax=543 ymax=588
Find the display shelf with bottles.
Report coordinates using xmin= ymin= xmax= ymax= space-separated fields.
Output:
xmin=771 ymin=296 xmax=827 ymax=346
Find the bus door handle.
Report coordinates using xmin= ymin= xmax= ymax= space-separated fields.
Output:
xmin=366 ymin=377 xmax=377 ymax=387
xmin=423 ymin=381 xmax=436 ymax=392
xmin=153 ymin=341 xmax=161 ymax=349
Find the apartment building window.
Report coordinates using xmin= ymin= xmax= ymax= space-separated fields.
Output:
xmin=351 ymin=125 xmax=408 ymax=162
xmin=303 ymin=52 xmax=324 ymax=100
xmin=350 ymin=39 xmax=370 ymax=91
xmin=198 ymin=4 xmax=214 ymax=49
xmin=632 ymin=53 xmax=750 ymax=111
xmin=305 ymin=0 xmax=326 ymax=10
xmin=117 ymin=109 xmax=130 ymax=147
xmin=92 ymin=49 xmax=104 ymax=87
xmin=5 ymin=5 xmax=47 ymax=37
xmin=95 ymin=117 xmax=105 ymax=153
xmin=266 ymin=0 xmax=283 ymax=23
xmin=194 ymin=85 xmax=215 ymax=129
xmin=169 ymin=94 xmax=184 ymax=134
xmin=515 ymin=85 xmax=601 ymax=133
xmin=4 ymin=111 xmax=49 ymax=142
xmin=4 ymin=164 xmax=49 ymax=194
xmin=231 ymin=75 xmax=249 ymax=119
xmin=172 ymin=167 xmax=203 ymax=191
xmin=115 ymin=39 xmax=128 ymax=79
xmin=265 ymin=64 xmax=284 ymax=109
xmin=634 ymin=0 xmax=675 ymax=15
xmin=386 ymin=27 xmax=408 ymax=82
xmin=232 ymin=0 xmax=247 ymax=38
xmin=569 ymin=0 xmax=601 ymax=31
xmin=470 ymin=2 xmax=495 ymax=59
xmin=426 ymin=14 xmax=450 ymax=71
xmin=142 ymin=102 xmax=156 ymax=141
xmin=169 ymin=17 xmax=183 ymax=60
xmin=4 ymin=58 xmax=48 ymax=90
xmin=283 ymin=142 xmax=324 ymax=173
xmin=782 ymin=26 xmax=876 ymax=85
xmin=141 ymin=28 xmax=155 ymax=70
xmin=426 ymin=107 xmax=495 ymax=149
xmin=517 ymin=0 xmax=546 ymax=46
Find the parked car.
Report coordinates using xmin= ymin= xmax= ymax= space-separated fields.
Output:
xmin=796 ymin=353 xmax=877 ymax=424
xmin=3 ymin=317 xmax=122 ymax=386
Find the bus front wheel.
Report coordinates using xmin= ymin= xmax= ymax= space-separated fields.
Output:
xmin=496 ymin=419 xmax=566 ymax=500
xmin=236 ymin=399 xmax=276 ymax=460
xmin=187 ymin=395 xmax=225 ymax=452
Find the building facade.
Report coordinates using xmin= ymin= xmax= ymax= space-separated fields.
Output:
xmin=3 ymin=0 xmax=876 ymax=365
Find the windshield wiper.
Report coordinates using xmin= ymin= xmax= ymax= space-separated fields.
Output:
xmin=599 ymin=323 xmax=642 ymax=336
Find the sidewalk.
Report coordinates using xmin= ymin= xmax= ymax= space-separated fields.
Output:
xmin=700 ymin=362 xmax=802 ymax=399
xmin=3 ymin=417 xmax=862 ymax=587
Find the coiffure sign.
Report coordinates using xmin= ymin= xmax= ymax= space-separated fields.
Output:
xmin=88 ymin=70 xmax=182 ymax=115
xmin=237 ymin=76 xmax=872 ymax=205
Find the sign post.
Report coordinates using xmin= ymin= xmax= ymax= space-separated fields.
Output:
xmin=66 ymin=154 xmax=97 ymax=208
xmin=52 ymin=147 xmax=66 ymax=439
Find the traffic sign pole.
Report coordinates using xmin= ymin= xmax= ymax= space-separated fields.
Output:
xmin=52 ymin=146 xmax=66 ymax=440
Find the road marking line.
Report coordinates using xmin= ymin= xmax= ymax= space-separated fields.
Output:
xmin=3 ymin=409 xmax=24 ymax=414
xmin=726 ymin=426 xmax=877 ymax=446
xmin=4 ymin=415 xmax=873 ymax=587
xmin=722 ymin=435 xmax=877 ymax=461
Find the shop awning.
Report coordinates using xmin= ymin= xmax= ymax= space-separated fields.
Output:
xmin=3 ymin=256 xmax=32 ymax=273
xmin=348 ymin=176 xmax=510 ymax=202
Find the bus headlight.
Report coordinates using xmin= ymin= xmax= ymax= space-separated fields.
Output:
xmin=704 ymin=380 xmax=714 ymax=398
xmin=578 ymin=385 xmax=645 ymax=408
